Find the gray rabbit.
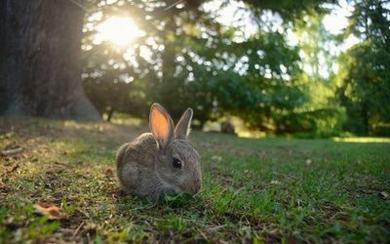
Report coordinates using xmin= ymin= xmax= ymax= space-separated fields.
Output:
xmin=116 ymin=103 xmax=202 ymax=200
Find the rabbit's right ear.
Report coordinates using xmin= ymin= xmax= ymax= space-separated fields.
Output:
xmin=149 ymin=103 xmax=174 ymax=150
xmin=175 ymin=108 xmax=193 ymax=139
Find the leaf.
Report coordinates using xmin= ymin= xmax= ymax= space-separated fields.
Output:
xmin=34 ymin=202 xmax=67 ymax=220
xmin=104 ymin=167 xmax=114 ymax=177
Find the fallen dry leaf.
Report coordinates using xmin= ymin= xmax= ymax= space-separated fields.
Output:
xmin=0 ymin=179 xmax=6 ymax=189
xmin=7 ymin=164 xmax=20 ymax=174
xmin=104 ymin=167 xmax=114 ymax=177
xmin=34 ymin=202 xmax=67 ymax=220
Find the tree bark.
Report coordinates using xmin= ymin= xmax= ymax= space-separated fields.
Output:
xmin=360 ymin=100 xmax=370 ymax=135
xmin=106 ymin=107 xmax=115 ymax=122
xmin=0 ymin=0 xmax=100 ymax=120
xmin=160 ymin=14 xmax=182 ymax=119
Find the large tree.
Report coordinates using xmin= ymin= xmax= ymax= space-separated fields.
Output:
xmin=337 ymin=0 xmax=390 ymax=134
xmin=0 ymin=0 xmax=100 ymax=120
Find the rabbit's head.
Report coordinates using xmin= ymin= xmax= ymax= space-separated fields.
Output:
xmin=149 ymin=103 xmax=201 ymax=195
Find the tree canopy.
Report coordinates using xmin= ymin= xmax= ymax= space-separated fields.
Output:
xmin=5 ymin=0 xmax=384 ymax=136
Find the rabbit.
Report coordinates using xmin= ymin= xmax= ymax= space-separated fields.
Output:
xmin=116 ymin=103 xmax=202 ymax=200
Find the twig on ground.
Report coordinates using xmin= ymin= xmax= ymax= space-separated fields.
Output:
xmin=72 ymin=222 xmax=85 ymax=239
xmin=1 ymin=147 xmax=24 ymax=156
xmin=197 ymin=228 xmax=209 ymax=241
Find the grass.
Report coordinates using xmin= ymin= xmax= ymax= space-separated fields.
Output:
xmin=1 ymin=117 xmax=389 ymax=243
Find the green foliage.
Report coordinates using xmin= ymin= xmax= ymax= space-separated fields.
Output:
xmin=182 ymin=30 xmax=307 ymax=130
xmin=81 ymin=0 xmax=339 ymax=133
xmin=80 ymin=0 xmax=388 ymax=136
xmin=242 ymin=0 xmax=336 ymax=20
xmin=291 ymin=12 xmax=347 ymax=136
xmin=336 ymin=0 xmax=390 ymax=135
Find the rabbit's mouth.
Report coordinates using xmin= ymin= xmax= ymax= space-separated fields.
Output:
xmin=156 ymin=172 xmax=181 ymax=193
xmin=159 ymin=182 xmax=199 ymax=197
xmin=183 ymin=180 xmax=201 ymax=194
xmin=156 ymin=170 xmax=200 ymax=195
xmin=176 ymin=179 xmax=201 ymax=195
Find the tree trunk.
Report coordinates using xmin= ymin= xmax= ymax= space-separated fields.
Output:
xmin=106 ymin=107 xmax=115 ymax=122
xmin=361 ymin=101 xmax=370 ymax=135
xmin=0 ymin=0 xmax=100 ymax=120
xmin=159 ymin=13 xmax=183 ymax=119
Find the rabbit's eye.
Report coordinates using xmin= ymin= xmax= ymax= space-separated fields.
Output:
xmin=172 ymin=157 xmax=182 ymax=169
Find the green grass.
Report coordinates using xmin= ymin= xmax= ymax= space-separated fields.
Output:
xmin=1 ymin=117 xmax=389 ymax=243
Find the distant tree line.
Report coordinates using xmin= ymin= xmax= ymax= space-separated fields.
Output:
xmin=84 ymin=0 xmax=389 ymax=136
xmin=82 ymin=0 xmax=346 ymax=136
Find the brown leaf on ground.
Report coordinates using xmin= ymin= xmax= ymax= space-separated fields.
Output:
xmin=104 ymin=167 xmax=114 ymax=177
xmin=6 ymin=164 xmax=20 ymax=174
xmin=34 ymin=202 xmax=67 ymax=220
xmin=0 ymin=179 xmax=7 ymax=190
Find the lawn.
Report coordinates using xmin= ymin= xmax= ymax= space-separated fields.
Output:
xmin=1 ymin=117 xmax=389 ymax=243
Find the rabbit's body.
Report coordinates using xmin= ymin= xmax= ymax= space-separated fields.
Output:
xmin=116 ymin=104 xmax=201 ymax=200
xmin=117 ymin=134 xmax=161 ymax=198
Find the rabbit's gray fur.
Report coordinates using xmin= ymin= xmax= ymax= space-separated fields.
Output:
xmin=116 ymin=103 xmax=201 ymax=200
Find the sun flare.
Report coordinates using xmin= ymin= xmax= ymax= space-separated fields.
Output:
xmin=94 ymin=17 xmax=144 ymax=47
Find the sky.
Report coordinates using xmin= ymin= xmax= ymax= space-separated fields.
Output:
xmin=322 ymin=0 xmax=360 ymax=49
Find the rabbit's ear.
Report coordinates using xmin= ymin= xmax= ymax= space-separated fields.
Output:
xmin=175 ymin=108 xmax=193 ymax=139
xmin=149 ymin=103 xmax=174 ymax=150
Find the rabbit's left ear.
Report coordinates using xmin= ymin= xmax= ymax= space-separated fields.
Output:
xmin=175 ymin=108 xmax=193 ymax=139
xmin=150 ymin=103 xmax=174 ymax=150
